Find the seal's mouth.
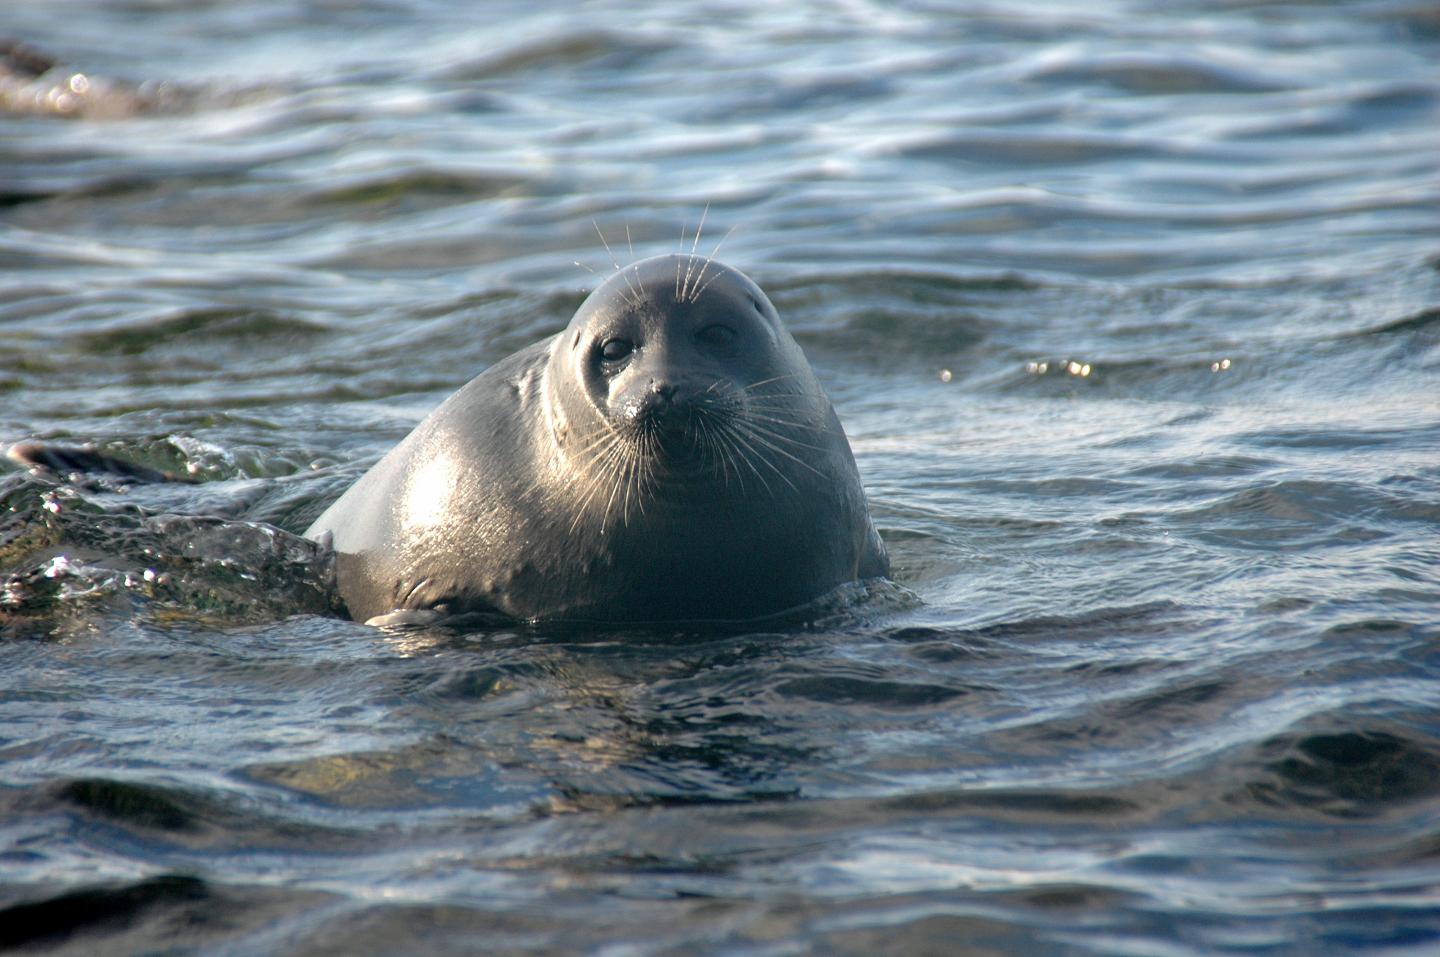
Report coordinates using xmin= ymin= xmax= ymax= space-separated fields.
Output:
xmin=572 ymin=387 xmax=780 ymax=518
xmin=628 ymin=416 xmax=711 ymax=474
xmin=617 ymin=388 xmax=736 ymax=470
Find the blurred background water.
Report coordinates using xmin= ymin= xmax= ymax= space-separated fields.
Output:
xmin=2 ymin=1 xmax=1439 ymax=954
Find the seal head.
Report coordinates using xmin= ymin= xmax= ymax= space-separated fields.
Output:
xmin=551 ymin=256 xmax=816 ymax=499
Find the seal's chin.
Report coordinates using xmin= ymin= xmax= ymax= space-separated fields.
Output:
xmin=612 ymin=411 xmax=725 ymax=484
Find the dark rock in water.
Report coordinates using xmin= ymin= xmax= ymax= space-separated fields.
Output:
xmin=0 ymin=469 xmax=344 ymax=634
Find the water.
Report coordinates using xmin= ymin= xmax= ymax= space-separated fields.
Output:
xmin=2 ymin=1 xmax=1439 ymax=953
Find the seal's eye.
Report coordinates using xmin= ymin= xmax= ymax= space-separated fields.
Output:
xmin=600 ymin=338 xmax=633 ymax=363
xmin=696 ymin=324 xmax=736 ymax=348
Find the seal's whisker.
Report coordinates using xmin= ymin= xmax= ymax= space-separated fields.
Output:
xmin=680 ymin=205 xmax=711 ymax=301
xmin=569 ymin=430 xmax=624 ymax=535
xmin=570 ymin=420 xmax=628 ymax=460
xmin=740 ymin=372 xmax=810 ymax=392
xmin=680 ymin=252 xmax=697 ymax=302
xmin=580 ymin=427 xmax=634 ymax=534
xmin=741 ymin=397 xmax=824 ymax=412
xmin=739 ymin=398 xmax=823 ymax=416
xmin=714 ymin=427 xmax=752 ymax=494
xmin=619 ymin=443 xmax=636 ymax=529
xmin=593 ymin=219 xmax=620 ymax=270
xmin=739 ymin=420 xmax=830 ymax=450
xmin=693 ymin=203 xmax=709 ymax=254
xmin=619 ymin=434 xmax=651 ymax=528
xmin=599 ymin=441 xmax=632 ymax=533
xmin=745 ymin=424 xmax=826 ymax=443
xmin=733 ymin=422 xmax=828 ymax=480
xmin=675 ymin=219 xmax=688 ymax=298
xmin=743 ymin=393 xmax=822 ymax=404
xmin=698 ymin=421 xmax=733 ymax=490
xmin=627 ymin=429 xmax=657 ymax=526
xmin=593 ymin=219 xmax=643 ymax=310
xmin=743 ymin=394 xmax=825 ymax=411
xmin=569 ymin=435 xmax=611 ymax=468
xmin=567 ymin=427 xmax=610 ymax=484
xmin=579 ymin=434 xmax=628 ymax=523
xmin=596 ymin=437 xmax=624 ymax=526
xmin=689 ymin=223 xmax=740 ymax=303
xmin=740 ymin=401 xmax=823 ymax=416
xmin=740 ymin=407 xmax=828 ymax=431
xmin=726 ymin=424 xmax=796 ymax=494
xmin=715 ymin=422 xmax=772 ymax=496
xmin=636 ymin=443 xmax=656 ymax=517
xmin=727 ymin=427 xmax=765 ymax=495
xmin=742 ymin=416 xmax=826 ymax=449
xmin=691 ymin=404 xmax=741 ymax=488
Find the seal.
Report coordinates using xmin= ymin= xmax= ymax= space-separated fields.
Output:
xmin=305 ymin=253 xmax=888 ymax=625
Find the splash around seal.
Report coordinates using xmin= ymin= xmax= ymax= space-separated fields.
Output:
xmin=305 ymin=254 xmax=888 ymax=625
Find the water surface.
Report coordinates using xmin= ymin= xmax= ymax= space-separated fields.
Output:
xmin=2 ymin=1 xmax=1439 ymax=954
